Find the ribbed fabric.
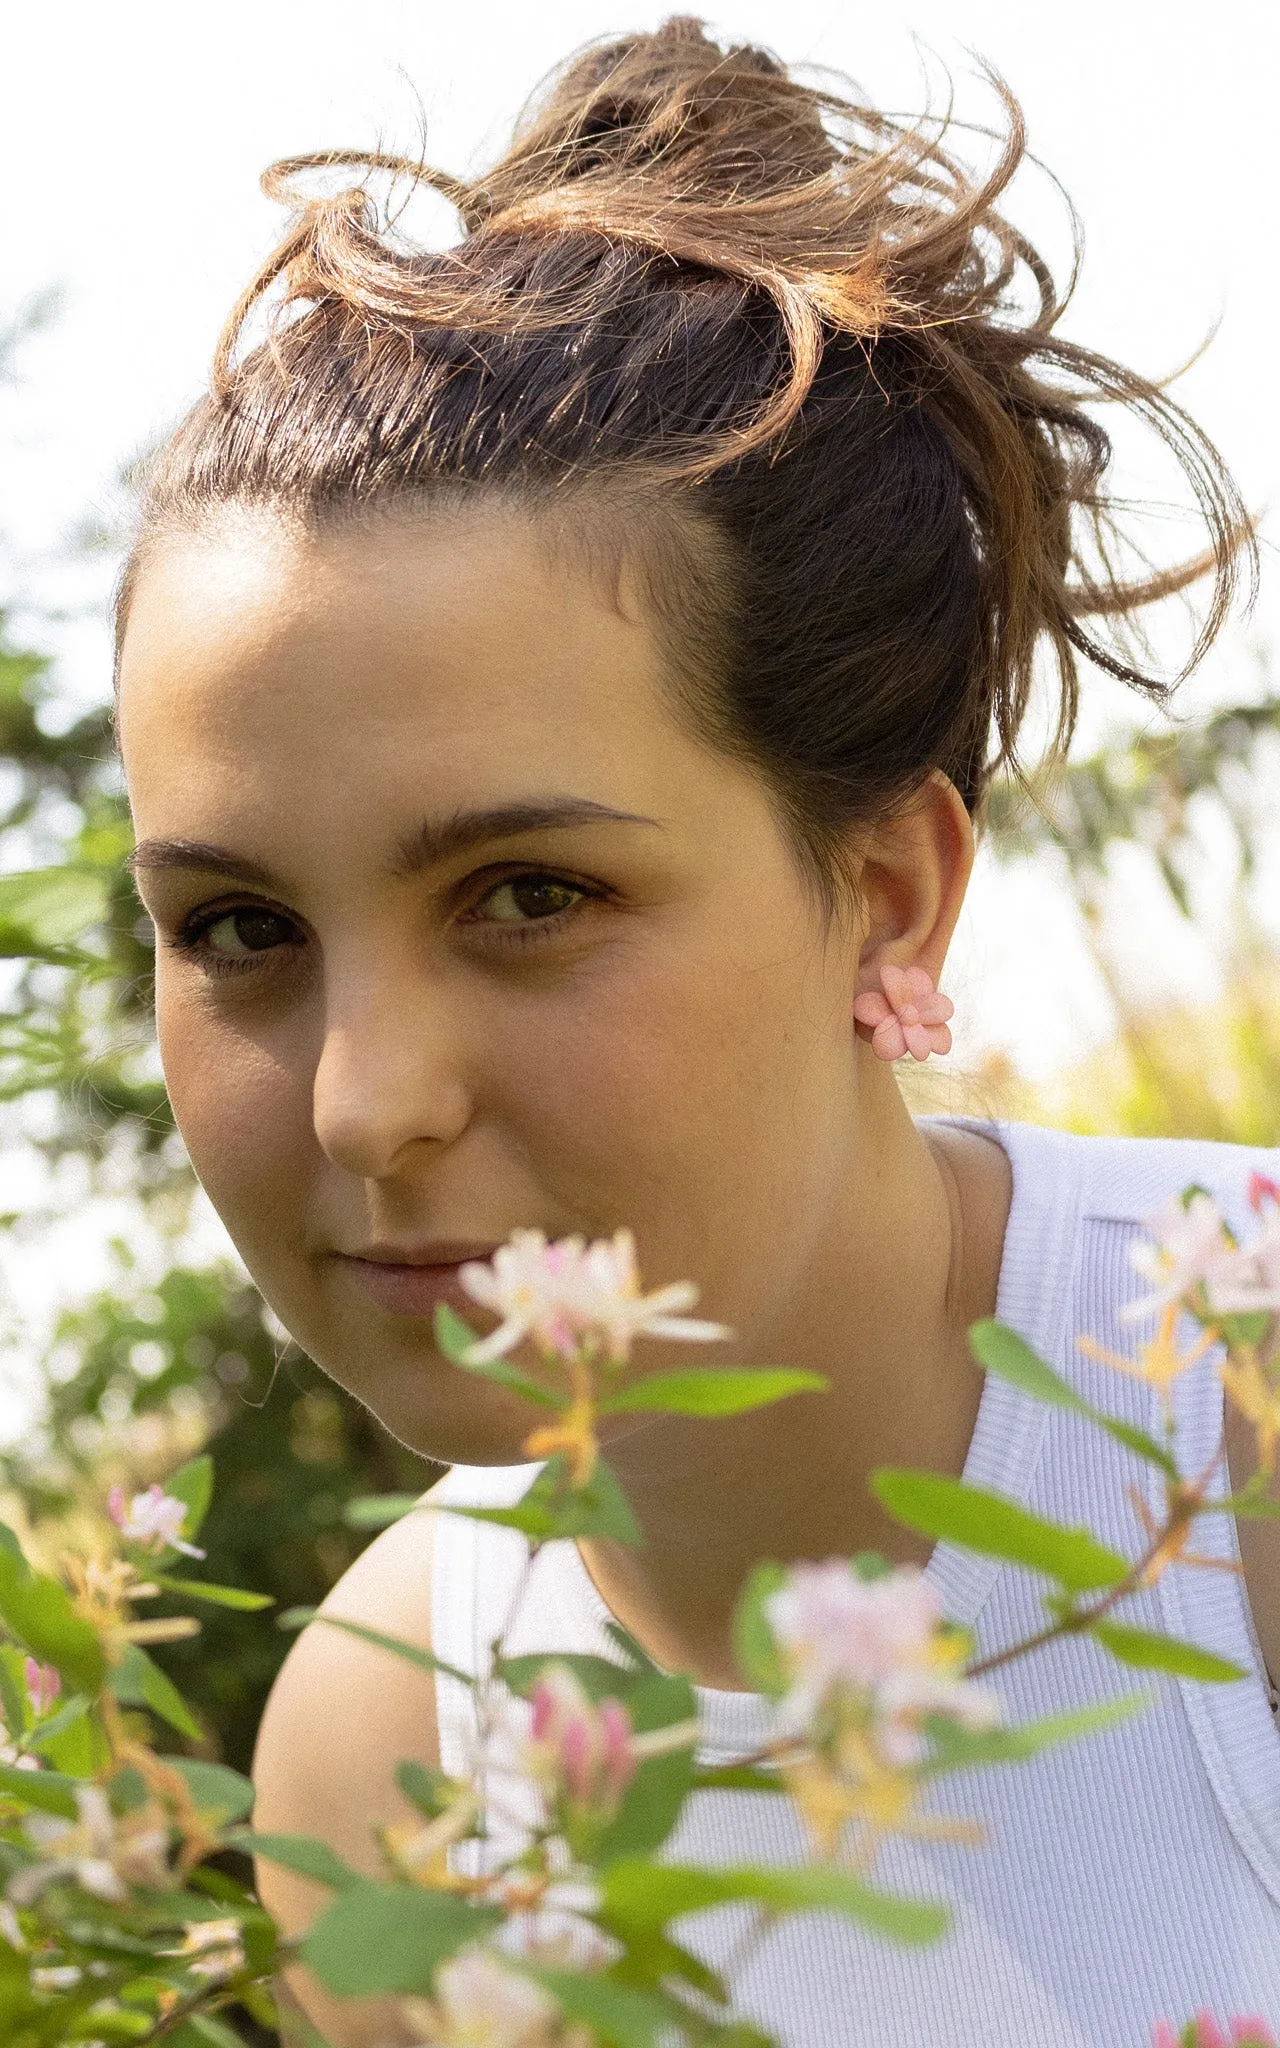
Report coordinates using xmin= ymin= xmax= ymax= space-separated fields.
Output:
xmin=432 ymin=1120 xmax=1280 ymax=2046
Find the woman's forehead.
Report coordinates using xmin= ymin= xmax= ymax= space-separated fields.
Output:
xmin=115 ymin=502 xmax=779 ymax=880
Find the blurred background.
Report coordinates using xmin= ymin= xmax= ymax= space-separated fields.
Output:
xmin=0 ymin=0 xmax=1277 ymax=1805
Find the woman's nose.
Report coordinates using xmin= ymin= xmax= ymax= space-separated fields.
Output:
xmin=311 ymin=967 xmax=473 ymax=1180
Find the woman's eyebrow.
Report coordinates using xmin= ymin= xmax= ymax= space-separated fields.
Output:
xmin=126 ymin=799 xmax=663 ymax=886
xmin=391 ymin=798 xmax=663 ymax=874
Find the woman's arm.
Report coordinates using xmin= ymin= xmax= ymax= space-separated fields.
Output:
xmin=251 ymin=1502 xmax=440 ymax=2048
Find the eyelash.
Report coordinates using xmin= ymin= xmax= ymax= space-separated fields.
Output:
xmin=170 ymin=870 xmax=599 ymax=978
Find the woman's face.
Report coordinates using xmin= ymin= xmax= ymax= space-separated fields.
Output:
xmin=117 ymin=505 xmax=866 ymax=1463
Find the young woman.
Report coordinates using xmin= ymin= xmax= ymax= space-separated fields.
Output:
xmin=114 ymin=19 xmax=1280 ymax=2045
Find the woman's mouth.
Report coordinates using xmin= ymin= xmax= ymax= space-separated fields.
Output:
xmin=333 ymin=1242 xmax=499 ymax=1320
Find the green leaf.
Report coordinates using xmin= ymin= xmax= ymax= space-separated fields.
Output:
xmin=453 ymin=1456 xmax=641 ymax=1547
xmin=341 ymin=1495 xmax=424 ymax=1531
xmin=1214 ymin=1491 xmax=1280 ymax=1518
xmin=278 ymin=1608 xmax=472 ymax=1689
xmin=599 ymin=1370 xmax=826 ymax=1419
xmin=693 ymin=1764 xmax=785 ymax=1793
xmin=498 ymin=1652 xmax=636 ymax=1702
xmin=168 ymin=2018 xmax=247 ymax=2048
xmin=919 ymin=1693 xmax=1151 ymax=1774
xmin=969 ymin=1320 xmax=1178 ymax=1478
xmin=433 ymin=1301 xmax=483 ymax=1362
xmin=151 ymin=1574 xmax=273 ymax=1611
xmin=536 ymin=1971 xmax=681 ymax=2047
xmin=162 ymin=1455 xmax=214 ymax=1545
xmin=395 ymin=1760 xmax=461 ymax=1819
xmin=601 ymin=1859 xmax=948 ymax=1947
xmin=731 ymin=1561 xmax=789 ymax=1697
xmin=228 ymin=1829 xmax=363 ymax=1893
xmin=872 ymin=1469 xmax=1131 ymax=1594
xmin=0 ymin=866 xmax=109 ymax=958
xmin=1089 ymin=1621 xmax=1247 ymax=1683
xmin=433 ymin=1304 xmax=562 ymax=1406
xmin=301 ymin=1881 xmax=501 ymax=1994
xmin=0 ymin=1646 xmax=27 ymax=1737
xmin=111 ymin=1643 xmax=203 ymax=1739
xmin=171 ymin=1759 xmax=255 ymax=1825
xmin=0 ymin=1546 xmax=106 ymax=1694
xmin=0 ymin=1761 xmax=80 ymax=1816
xmin=26 ymin=1692 xmax=91 ymax=1752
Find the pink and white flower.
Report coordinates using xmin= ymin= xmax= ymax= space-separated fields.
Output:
xmin=765 ymin=1559 xmax=1001 ymax=1765
xmin=23 ymin=1660 xmax=60 ymax=1716
xmin=459 ymin=1228 xmax=728 ymax=1366
xmin=398 ymin=1946 xmax=571 ymax=2047
xmin=107 ymin=1482 xmax=205 ymax=1558
xmin=1124 ymin=1193 xmax=1240 ymax=1323
xmin=525 ymin=1666 xmax=638 ymax=1820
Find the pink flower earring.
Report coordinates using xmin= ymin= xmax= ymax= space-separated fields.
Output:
xmin=853 ymin=962 xmax=954 ymax=1063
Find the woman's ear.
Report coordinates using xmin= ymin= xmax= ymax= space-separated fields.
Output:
xmin=851 ymin=772 xmax=974 ymax=999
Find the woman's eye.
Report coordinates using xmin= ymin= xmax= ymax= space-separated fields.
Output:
xmin=199 ymin=908 xmax=296 ymax=958
xmin=473 ymin=877 xmax=584 ymax=925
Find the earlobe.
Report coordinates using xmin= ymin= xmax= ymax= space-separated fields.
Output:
xmin=849 ymin=773 xmax=969 ymax=1061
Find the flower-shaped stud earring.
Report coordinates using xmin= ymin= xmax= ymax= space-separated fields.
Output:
xmin=853 ymin=962 xmax=954 ymax=1063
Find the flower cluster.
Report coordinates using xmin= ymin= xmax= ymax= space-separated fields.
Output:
xmin=1126 ymin=1178 xmax=1280 ymax=1325
xmin=107 ymin=1481 xmax=205 ymax=1558
xmin=459 ymin=1228 xmax=728 ymax=1368
xmin=763 ymin=1560 xmax=1000 ymax=1856
xmin=8 ymin=1784 xmax=174 ymax=1907
xmin=399 ymin=1945 xmax=594 ymax=2047
xmin=525 ymin=1665 xmax=637 ymax=1826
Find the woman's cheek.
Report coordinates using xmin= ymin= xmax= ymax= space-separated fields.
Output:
xmin=156 ymin=987 xmax=314 ymax=1245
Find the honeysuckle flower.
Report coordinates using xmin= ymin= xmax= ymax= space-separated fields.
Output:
xmin=8 ymin=1785 xmax=173 ymax=1906
xmin=1203 ymin=1197 xmax=1280 ymax=1316
xmin=765 ymin=1559 xmax=1000 ymax=1763
xmin=485 ymin=1873 xmax=609 ymax=1969
xmin=161 ymin=1918 xmax=247 ymax=1982
xmin=522 ymin=1664 xmax=698 ymax=1843
xmin=1152 ymin=2016 xmax=1279 ymax=2048
xmin=0 ymin=1902 xmax=24 ymax=1951
xmin=107 ymin=1482 xmax=205 ymax=1559
xmin=852 ymin=963 xmax=954 ymax=1063
xmin=397 ymin=1946 xmax=578 ymax=2048
xmin=764 ymin=1560 xmax=997 ymax=1855
xmin=1079 ymin=1302 xmax=1218 ymax=1413
xmin=525 ymin=1666 xmax=637 ymax=1821
xmin=1123 ymin=1192 xmax=1239 ymax=1324
xmin=23 ymin=1660 xmax=60 ymax=1715
xmin=459 ymin=1229 xmax=727 ymax=1368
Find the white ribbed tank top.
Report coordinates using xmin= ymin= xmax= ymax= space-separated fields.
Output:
xmin=431 ymin=1120 xmax=1280 ymax=2046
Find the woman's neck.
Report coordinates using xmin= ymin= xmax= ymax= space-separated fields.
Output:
xmin=579 ymin=1092 xmax=1013 ymax=1688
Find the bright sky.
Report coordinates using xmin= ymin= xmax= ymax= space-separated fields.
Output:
xmin=0 ymin=0 xmax=1277 ymax=1409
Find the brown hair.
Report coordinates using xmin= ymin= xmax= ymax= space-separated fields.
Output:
xmin=120 ymin=16 xmax=1251 ymax=885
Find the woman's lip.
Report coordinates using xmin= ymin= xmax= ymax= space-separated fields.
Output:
xmin=334 ymin=1254 xmax=485 ymax=1320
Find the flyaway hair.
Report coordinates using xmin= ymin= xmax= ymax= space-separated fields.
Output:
xmin=123 ymin=16 xmax=1253 ymax=879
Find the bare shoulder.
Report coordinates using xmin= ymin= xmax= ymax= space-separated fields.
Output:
xmin=252 ymin=1490 xmax=443 ymax=2046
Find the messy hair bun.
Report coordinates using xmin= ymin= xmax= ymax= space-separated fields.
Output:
xmin=124 ymin=16 xmax=1251 ymax=879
